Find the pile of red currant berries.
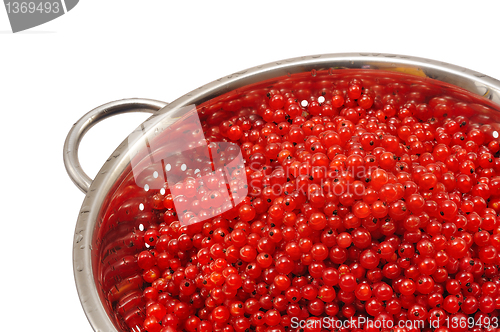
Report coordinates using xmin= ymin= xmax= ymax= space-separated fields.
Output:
xmin=123 ymin=74 xmax=500 ymax=332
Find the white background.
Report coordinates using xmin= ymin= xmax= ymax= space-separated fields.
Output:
xmin=1 ymin=1 xmax=500 ymax=331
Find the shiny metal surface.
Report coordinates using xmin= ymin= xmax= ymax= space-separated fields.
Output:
xmin=68 ymin=53 xmax=500 ymax=332
xmin=64 ymin=99 xmax=168 ymax=193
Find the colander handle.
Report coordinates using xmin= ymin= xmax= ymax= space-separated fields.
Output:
xmin=63 ymin=98 xmax=169 ymax=194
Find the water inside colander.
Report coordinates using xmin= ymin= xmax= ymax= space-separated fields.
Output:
xmin=92 ymin=69 xmax=500 ymax=332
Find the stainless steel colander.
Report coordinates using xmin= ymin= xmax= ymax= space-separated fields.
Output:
xmin=64 ymin=53 xmax=500 ymax=332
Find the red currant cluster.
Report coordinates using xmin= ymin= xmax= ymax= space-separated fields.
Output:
xmin=111 ymin=71 xmax=500 ymax=332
